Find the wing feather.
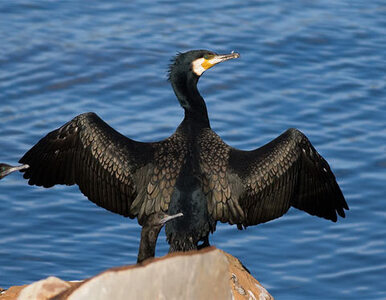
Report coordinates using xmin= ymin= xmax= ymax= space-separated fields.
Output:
xmin=19 ymin=112 xmax=153 ymax=218
xmin=233 ymin=128 xmax=348 ymax=225
xmin=201 ymin=128 xmax=348 ymax=227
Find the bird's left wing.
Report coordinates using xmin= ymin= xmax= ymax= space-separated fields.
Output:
xmin=19 ymin=112 xmax=155 ymax=218
xmin=200 ymin=128 xmax=348 ymax=227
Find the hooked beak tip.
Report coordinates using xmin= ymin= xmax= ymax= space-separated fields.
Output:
xmin=222 ymin=52 xmax=240 ymax=59
xmin=231 ymin=51 xmax=240 ymax=58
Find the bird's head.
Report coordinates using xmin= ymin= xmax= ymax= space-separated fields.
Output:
xmin=0 ymin=163 xmax=29 ymax=180
xmin=168 ymin=50 xmax=240 ymax=113
xmin=168 ymin=50 xmax=240 ymax=81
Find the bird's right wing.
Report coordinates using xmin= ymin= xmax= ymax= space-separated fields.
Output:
xmin=200 ymin=128 xmax=348 ymax=227
xmin=19 ymin=112 xmax=155 ymax=218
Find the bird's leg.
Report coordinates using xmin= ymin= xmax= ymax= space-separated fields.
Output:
xmin=0 ymin=163 xmax=29 ymax=180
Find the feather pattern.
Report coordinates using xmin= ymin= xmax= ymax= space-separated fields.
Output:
xmin=201 ymin=128 xmax=348 ymax=226
xmin=19 ymin=112 xmax=186 ymax=221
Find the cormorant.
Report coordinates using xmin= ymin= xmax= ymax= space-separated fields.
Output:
xmin=1 ymin=50 xmax=348 ymax=263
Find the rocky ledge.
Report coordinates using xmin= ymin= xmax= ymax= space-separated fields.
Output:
xmin=0 ymin=247 xmax=273 ymax=300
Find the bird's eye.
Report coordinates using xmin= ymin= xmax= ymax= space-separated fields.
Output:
xmin=203 ymin=54 xmax=214 ymax=60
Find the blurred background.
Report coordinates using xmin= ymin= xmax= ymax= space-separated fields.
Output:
xmin=0 ymin=1 xmax=385 ymax=299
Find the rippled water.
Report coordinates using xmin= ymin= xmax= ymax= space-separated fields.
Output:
xmin=1 ymin=1 xmax=385 ymax=299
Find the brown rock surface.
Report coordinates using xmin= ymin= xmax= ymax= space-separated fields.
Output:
xmin=17 ymin=276 xmax=71 ymax=300
xmin=0 ymin=247 xmax=273 ymax=300
xmin=0 ymin=286 xmax=26 ymax=300
xmin=223 ymin=251 xmax=273 ymax=300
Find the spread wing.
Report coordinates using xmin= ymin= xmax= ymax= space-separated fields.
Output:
xmin=200 ymin=128 xmax=348 ymax=227
xmin=19 ymin=112 xmax=157 ymax=219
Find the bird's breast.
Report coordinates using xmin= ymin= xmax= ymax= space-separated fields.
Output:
xmin=164 ymin=162 xmax=214 ymax=251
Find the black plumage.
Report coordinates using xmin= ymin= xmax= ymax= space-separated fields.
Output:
xmin=2 ymin=50 xmax=348 ymax=262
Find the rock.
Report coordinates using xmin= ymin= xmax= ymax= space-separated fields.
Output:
xmin=0 ymin=286 xmax=26 ymax=300
xmin=17 ymin=276 xmax=70 ymax=300
xmin=223 ymin=250 xmax=273 ymax=300
xmin=0 ymin=247 xmax=273 ymax=300
xmin=58 ymin=247 xmax=231 ymax=300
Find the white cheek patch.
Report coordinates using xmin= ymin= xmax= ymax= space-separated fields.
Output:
xmin=192 ymin=58 xmax=206 ymax=76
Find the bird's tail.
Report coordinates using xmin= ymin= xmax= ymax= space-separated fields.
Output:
xmin=0 ymin=163 xmax=29 ymax=180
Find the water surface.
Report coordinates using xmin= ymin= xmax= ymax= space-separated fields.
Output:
xmin=1 ymin=1 xmax=385 ymax=299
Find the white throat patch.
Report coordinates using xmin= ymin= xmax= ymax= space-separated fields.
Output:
xmin=192 ymin=58 xmax=206 ymax=76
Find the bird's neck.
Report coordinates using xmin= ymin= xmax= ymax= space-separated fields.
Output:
xmin=137 ymin=225 xmax=161 ymax=263
xmin=171 ymin=74 xmax=210 ymax=127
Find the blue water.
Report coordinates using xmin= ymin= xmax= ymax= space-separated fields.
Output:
xmin=1 ymin=1 xmax=385 ymax=299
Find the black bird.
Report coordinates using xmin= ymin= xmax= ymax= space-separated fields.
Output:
xmin=1 ymin=50 xmax=348 ymax=263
